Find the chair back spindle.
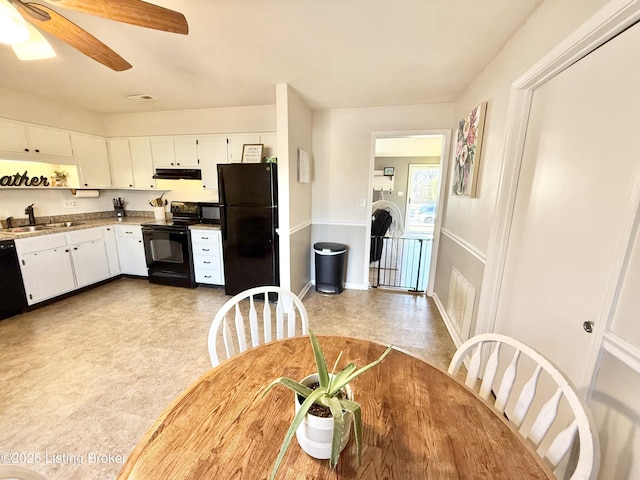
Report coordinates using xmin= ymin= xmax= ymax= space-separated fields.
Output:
xmin=448 ymin=333 xmax=599 ymax=480
xmin=209 ymin=286 xmax=309 ymax=367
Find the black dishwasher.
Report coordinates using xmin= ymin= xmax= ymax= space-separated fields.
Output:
xmin=0 ymin=239 xmax=27 ymax=320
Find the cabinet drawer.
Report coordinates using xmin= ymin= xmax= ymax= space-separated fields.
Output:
xmin=193 ymin=254 xmax=222 ymax=271
xmin=15 ymin=233 xmax=67 ymax=254
xmin=190 ymin=230 xmax=221 ymax=245
xmin=66 ymin=227 xmax=102 ymax=244
xmin=192 ymin=244 xmax=221 ymax=256
xmin=195 ymin=270 xmax=224 ymax=285
xmin=115 ymin=225 xmax=142 ymax=239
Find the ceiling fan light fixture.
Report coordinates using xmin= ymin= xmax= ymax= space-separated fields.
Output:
xmin=12 ymin=21 xmax=56 ymax=60
xmin=0 ymin=0 xmax=29 ymax=45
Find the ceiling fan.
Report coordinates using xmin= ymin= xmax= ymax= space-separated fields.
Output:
xmin=2 ymin=0 xmax=188 ymax=71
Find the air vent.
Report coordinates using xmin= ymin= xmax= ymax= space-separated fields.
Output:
xmin=126 ymin=94 xmax=157 ymax=102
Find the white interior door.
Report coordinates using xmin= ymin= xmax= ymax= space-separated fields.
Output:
xmin=494 ymin=22 xmax=640 ymax=389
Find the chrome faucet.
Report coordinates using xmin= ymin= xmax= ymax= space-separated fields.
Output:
xmin=25 ymin=204 xmax=36 ymax=225
xmin=5 ymin=216 xmax=13 ymax=228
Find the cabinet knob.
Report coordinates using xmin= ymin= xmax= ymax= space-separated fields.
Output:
xmin=24 ymin=148 xmax=29 ymax=152
xmin=35 ymin=149 xmax=40 ymax=153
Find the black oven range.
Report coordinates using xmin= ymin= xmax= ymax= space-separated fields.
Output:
xmin=141 ymin=201 xmax=200 ymax=288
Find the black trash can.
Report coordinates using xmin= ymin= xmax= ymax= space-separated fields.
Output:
xmin=314 ymin=242 xmax=348 ymax=294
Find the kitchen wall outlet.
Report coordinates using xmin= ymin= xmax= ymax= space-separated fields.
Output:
xmin=64 ymin=199 xmax=78 ymax=208
xmin=359 ymin=198 xmax=366 ymax=207
xmin=398 ymin=191 xmax=404 ymax=196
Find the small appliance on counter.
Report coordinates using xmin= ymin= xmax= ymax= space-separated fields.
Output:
xmin=113 ymin=197 xmax=126 ymax=220
xmin=198 ymin=202 xmax=221 ymax=225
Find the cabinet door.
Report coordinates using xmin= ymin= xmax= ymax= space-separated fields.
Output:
xmin=226 ymin=133 xmax=260 ymax=163
xmin=129 ymin=138 xmax=156 ymax=189
xmin=197 ymin=135 xmax=227 ymax=190
xmin=0 ymin=119 xmax=29 ymax=154
xmin=20 ymin=248 xmax=75 ymax=305
xmin=116 ymin=226 xmax=148 ymax=276
xmin=118 ymin=237 xmax=148 ymax=276
xmin=74 ymin=134 xmax=112 ymax=188
xmin=28 ymin=125 xmax=73 ymax=158
xmin=102 ymin=226 xmax=121 ymax=276
xmin=174 ymin=136 xmax=199 ymax=167
xmin=70 ymin=240 xmax=110 ymax=287
xmin=260 ymin=132 xmax=277 ymax=159
xmin=108 ymin=138 xmax=135 ymax=188
xmin=151 ymin=137 xmax=176 ymax=168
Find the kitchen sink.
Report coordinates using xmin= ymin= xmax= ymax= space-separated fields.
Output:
xmin=47 ymin=221 xmax=85 ymax=228
xmin=4 ymin=225 xmax=51 ymax=233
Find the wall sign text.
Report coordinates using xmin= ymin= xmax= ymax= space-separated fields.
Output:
xmin=0 ymin=171 xmax=50 ymax=187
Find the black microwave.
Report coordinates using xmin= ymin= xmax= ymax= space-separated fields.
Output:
xmin=199 ymin=202 xmax=221 ymax=224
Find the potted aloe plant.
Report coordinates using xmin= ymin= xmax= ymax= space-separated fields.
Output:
xmin=262 ymin=329 xmax=392 ymax=480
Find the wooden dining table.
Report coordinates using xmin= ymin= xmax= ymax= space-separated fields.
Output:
xmin=117 ymin=336 xmax=555 ymax=479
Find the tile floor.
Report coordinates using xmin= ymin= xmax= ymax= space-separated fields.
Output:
xmin=0 ymin=278 xmax=457 ymax=480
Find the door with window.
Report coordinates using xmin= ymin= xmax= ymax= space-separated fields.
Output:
xmin=406 ymin=164 xmax=440 ymax=234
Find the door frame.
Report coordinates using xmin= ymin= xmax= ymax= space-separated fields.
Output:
xmin=477 ymin=0 xmax=640 ymax=391
xmin=365 ymin=130 xmax=451 ymax=296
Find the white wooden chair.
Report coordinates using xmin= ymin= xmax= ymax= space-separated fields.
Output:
xmin=448 ymin=333 xmax=599 ymax=480
xmin=208 ymin=286 xmax=309 ymax=367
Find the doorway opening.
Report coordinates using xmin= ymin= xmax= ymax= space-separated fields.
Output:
xmin=367 ymin=132 xmax=448 ymax=294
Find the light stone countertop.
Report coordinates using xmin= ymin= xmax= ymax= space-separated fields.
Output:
xmin=0 ymin=215 xmax=153 ymax=241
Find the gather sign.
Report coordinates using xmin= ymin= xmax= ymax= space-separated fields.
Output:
xmin=0 ymin=171 xmax=51 ymax=187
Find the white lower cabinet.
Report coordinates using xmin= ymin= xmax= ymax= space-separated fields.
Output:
xmin=190 ymin=228 xmax=224 ymax=285
xmin=102 ymin=225 xmax=121 ymax=276
xmin=18 ymin=240 xmax=76 ymax=305
xmin=66 ymin=228 xmax=110 ymax=288
xmin=115 ymin=225 xmax=148 ymax=276
xmin=15 ymin=227 xmax=111 ymax=305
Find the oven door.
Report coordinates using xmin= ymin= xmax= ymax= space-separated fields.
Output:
xmin=142 ymin=227 xmax=192 ymax=279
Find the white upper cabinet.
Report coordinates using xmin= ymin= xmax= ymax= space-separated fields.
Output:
xmin=73 ymin=134 xmax=112 ymax=188
xmin=0 ymin=119 xmax=74 ymax=161
xmin=151 ymin=136 xmax=200 ymax=168
xmin=150 ymin=137 xmax=176 ymax=168
xmin=0 ymin=119 xmax=30 ymax=154
xmin=197 ymin=134 xmax=227 ymax=190
xmin=129 ymin=138 xmax=156 ymax=189
xmin=226 ymin=133 xmax=261 ymax=163
xmin=260 ymin=132 xmax=277 ymax=159
xmin=226 ymin=132 xmax=277 ymax=163
xmin=29 ymin=125 xmax=74 ymax=158
xmin=173 ymin=136 xmax=199 ymax=167
xmin=108 ymin=138 xmax=134 ymax=188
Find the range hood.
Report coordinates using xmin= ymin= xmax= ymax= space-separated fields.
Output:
xmin=153 ymin=168 xmax=202 ymax=180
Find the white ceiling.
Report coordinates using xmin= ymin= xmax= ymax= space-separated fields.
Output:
xmin=0 ymin=0 xmax=543 ymax=114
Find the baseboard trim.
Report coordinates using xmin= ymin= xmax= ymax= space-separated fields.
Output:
xmin=432 ymin=292 xmax=464 ymax=348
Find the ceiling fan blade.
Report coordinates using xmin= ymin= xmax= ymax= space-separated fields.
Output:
xmin=17 ymin=3 xmax=132 ymax=71
xmin=42 ymin=0 xmax=188 ymax=34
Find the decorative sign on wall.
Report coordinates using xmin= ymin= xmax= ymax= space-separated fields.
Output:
xmin=0 ymin=171 xmax=50 ymax=187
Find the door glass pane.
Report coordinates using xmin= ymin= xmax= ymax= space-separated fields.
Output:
xmin=406 ymin=165 xmax=440 ymax=234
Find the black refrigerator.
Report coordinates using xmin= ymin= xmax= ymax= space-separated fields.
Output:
xmin=218 ymin=163 xmax=279 ymax=296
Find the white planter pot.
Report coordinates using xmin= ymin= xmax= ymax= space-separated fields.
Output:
xmin=294 ymin=373 xmax=354 ymax=460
